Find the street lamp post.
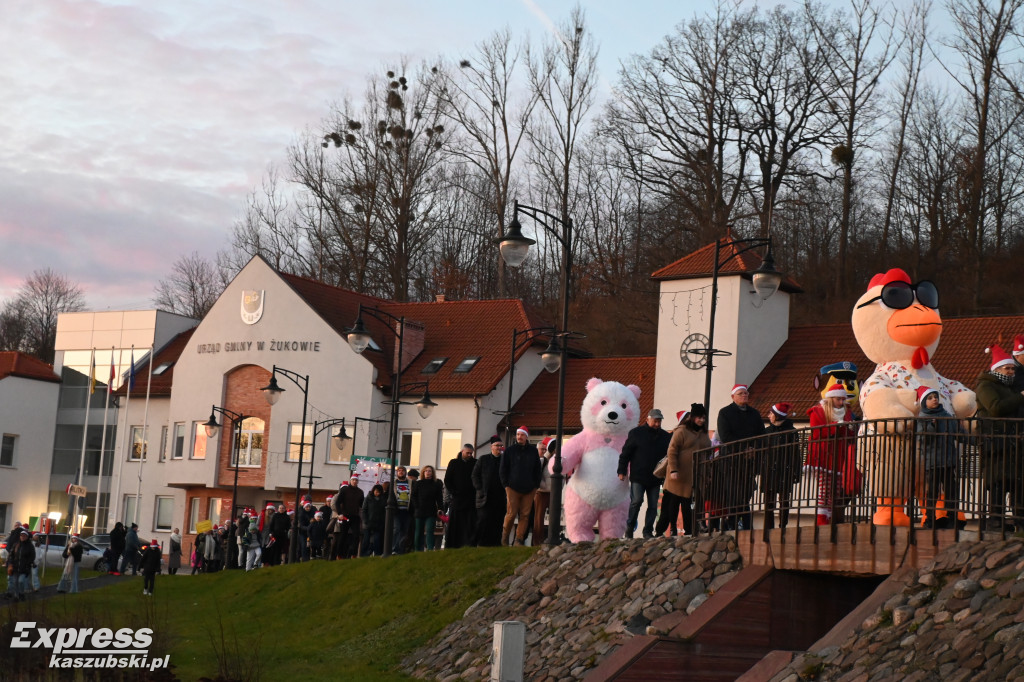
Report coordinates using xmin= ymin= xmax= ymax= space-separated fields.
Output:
xmin=496 ymin=327 xmax=561 ymax=445
xmin=685 ymin=235 xmax=784 ymax=410
xmin=495 ymin=200 xmax=578 ymax=546
xmin=346 ymin=304 xmax=437 ymax=557
xmin=348 ymin=416 xmax=387 ymax=472
xmin=260 ymin=366 xmax=310 ymax=565
xmin=202 ymin=405 xmax=248 ymax=525
xmin=309 ymin=418 xmax=353 ymax=497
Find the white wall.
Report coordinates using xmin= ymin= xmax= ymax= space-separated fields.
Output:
xmin=0 ymin=376 xmax=59 ymax=527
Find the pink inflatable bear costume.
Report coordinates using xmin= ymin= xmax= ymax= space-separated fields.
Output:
xmin=554 ymin=377 xmax=640 ymax=542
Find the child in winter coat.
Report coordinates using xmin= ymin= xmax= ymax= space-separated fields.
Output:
xmin=917 ymin=387 xmax=962 ymax=529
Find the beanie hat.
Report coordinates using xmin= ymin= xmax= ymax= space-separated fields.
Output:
xmin=824 ymin=385 xmax=847 ymax=399
xmin=916 ymin=386 xmax=939 ymax=403
xmin=688 ymin=403 xmax=708 ymax=418
xmin=488 ymin=435 xmax=502 ymax=444
xmin=1014 ymin=334 xmax=1024 ymax=356
xmin=731 ymin=384 xmax=748 ymax=395
xmin=771 ymin=402 xmax=792 ymax=417
xmin=987 ymin=344 xmax=1015 ymax=371
xmin=516 ymin=425 xmax=530 ymax=437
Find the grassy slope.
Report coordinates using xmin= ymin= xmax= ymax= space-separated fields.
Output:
xmin=5 ymin=548 xmax=533 ymax=681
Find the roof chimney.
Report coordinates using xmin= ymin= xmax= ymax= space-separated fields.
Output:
xmin=435 ymin=295 xmax=446 ymax=302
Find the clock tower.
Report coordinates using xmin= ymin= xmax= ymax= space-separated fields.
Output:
xmin=651 ymin=238 xmax=800 ymax=426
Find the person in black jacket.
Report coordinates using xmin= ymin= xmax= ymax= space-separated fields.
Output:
xmin=333 ymin=478 xmax=365 ymax=558
xmin=499 ymin=427 xmax=541 ymax=546
xmin=410 ymin=466 xmax=444 ymax=550
xmin=360 ymin=485 xmax=386 ymax=556
xmin=109 ymin=522 xmax=126 ymax=568
xmin=297 ymin=501 xmax=316 ymax=562
xmin=716 ymin=385 xmax=766 ymax=531
xmin=444 ymin=444 xmax=476 ymax=549
xmin=140 ymin=540 xmax=162 ymax=596
xmin=764 ymin=402 xmax=800 ymax=530
xmin=472 ymin=436 xmax=507 ymax=546
xmin=11 ymin=530 xmax=34 ymax=600
xmin=617 ymin=409 xmax=671 ymax=539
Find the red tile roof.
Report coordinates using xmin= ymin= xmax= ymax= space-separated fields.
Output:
xmin=510 ymin=356 xmax=656 ymax=431
xmin=113 ymin=328 xmax=196 ymax=397
xmin=280 ymin=272 xmax=553 ymax=396
xmin=651 ymin=234 xmax=803 ymax=293
xmin=748 ymin=314 xmax=1024 ymax=418
xmin=0 ymin=351 xmax=60 ymax=383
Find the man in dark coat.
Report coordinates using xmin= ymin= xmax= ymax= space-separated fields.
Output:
xmin=12 ymin=530 xmax=34 ymax=600
xmin=444 ymin=444 xmax=477 ymax=549
xmin=120 ymin=523 xmax=141 ymax=575
xmin=472 ymin=436 xmax=507 ymax=546
xmin=269 ymin=505 xmax=291 ymax=564
xmin=764 ymin=402 xmax=800 ymax=530
xmin=499 ymin=427 xmax=541 ymax=546
xmin=617 ymin=409 xmax=671 ymax=539
xmin=716 ymin=384 xmax=766 ymax=531
xmin=109 ymin=522 xmax=126 ymax=569
xmin=297 ymin=501 xmax=316 ymax=561
xmin=333 ymin=477 xmax=365 ymax=558
xmin=976 ymin=345 xmax=1024 ymax=531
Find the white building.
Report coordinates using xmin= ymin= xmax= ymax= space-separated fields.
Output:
xmin=0 ymin=352 xmax=61 ymax=530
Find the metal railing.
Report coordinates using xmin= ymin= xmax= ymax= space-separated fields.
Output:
xmin=692 ymin=416 xmax=1024 ymax=545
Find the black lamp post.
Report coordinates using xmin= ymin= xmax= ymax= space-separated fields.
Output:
xmin=348 ymin=416 xmax=387 ymax=471
xmin=260 ymin=366 xmax=309 ymax=564
xmin=203 ymin=405 xmax=248 ymax=524
xmin=495 ymin=326 xmax=561 ymax=445
xmin=684 ymin=235 xmax=784 ymax=410
xmin=308 ymin=418 xmax=354 ymax=498
xmin=346 ymin=304 xmax=437 ymax=557
xmin=495 ymin=200 xmax=578 ymax=546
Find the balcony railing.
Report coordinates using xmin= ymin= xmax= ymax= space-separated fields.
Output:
xmin=692 ymin=416 xmax=1024 ymax=546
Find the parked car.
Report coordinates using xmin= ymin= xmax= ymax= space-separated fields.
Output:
xmin=83 ymin=534 xmax=111 ymax=550
xmin=1 ymin=534 xmax=108 ymax=573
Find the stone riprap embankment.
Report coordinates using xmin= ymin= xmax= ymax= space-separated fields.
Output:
xmin=772 ymin=538 xmax=1024 ymax=682
xmin=403 ymin=534 xmax=743 ymax=681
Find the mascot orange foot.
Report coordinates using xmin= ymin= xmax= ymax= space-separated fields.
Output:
xmin=872 ymin=498 xmax=911 ymax=526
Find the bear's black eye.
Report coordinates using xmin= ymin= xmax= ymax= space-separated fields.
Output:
xmin=621 ymin=403 xmax=627 ymax=409
xmin=600 ymin=400 xmax=607 ymax=405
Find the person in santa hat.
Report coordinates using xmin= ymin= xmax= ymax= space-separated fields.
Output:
xmin=715 ymin=385 xmax=766 ymax=531
xmin=976 ymin=343 xmax=1024 ymax=531
xmin=916 ymin=386 xmax=962 ymax=529
xmin=764 ymin=402 xmax=800 ymax=530
xmin=806 ymin=385 xmax=858 ymax=526
xmin=499 ymin=426 xmax=541 ymax=546
xmin=1010 ymin=334 xmax=1024 ymax=393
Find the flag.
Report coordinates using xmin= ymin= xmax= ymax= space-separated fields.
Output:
xmin=128 ymin=350 xmax=136 ymax=391
xmin=88 ymin=352 xmax=96 ymax=395
xmin=107 ymin=354 xmax=115 ymax=395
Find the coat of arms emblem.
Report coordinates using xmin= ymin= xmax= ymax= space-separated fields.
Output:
xmin=241 ymin=290 xmax=265 ymax=325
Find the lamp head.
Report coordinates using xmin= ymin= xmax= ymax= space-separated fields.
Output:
xmin=260 ymin=374 xmax=284 ymax=405
xmin=751 ymin=244 xmax=783 ymax=301
xmin=540 ymin=338 xmax=561 ymax=373
xmin=203 ymin=409 xmax=221 ymax=438
xmin=494 ymin=213 xmax=535 ymax=267
xmin=346 ymin=316 xmax=372 ymax=354
xmin=416 ymin=387 xmax=438 ymax=419
xmin=333 ymin=423 xmax=351 ymax=448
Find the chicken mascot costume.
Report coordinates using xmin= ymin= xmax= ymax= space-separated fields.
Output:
xmin=852 ymin=269 xmax=975 ymax=525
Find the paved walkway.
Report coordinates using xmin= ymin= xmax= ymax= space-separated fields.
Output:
xmin=2 ymin=572 xmax=189 ymax=602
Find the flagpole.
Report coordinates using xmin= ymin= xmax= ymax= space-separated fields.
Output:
xmin=72 ymin=349 xmax=96 ymax=534
xmin=91 ymin=348 xmax=115 ymax=536
xmin=134 ymin=345 xmax=154 ymax=525
xmin=110 ymin=347 xmax=134 ymax=527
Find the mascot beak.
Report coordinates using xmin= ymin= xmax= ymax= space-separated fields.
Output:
xmin=886 ymin=305 xmax=941 ymax=348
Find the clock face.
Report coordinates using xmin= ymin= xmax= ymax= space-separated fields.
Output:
xmin=680 ymin=333 xmax=710 ymax=369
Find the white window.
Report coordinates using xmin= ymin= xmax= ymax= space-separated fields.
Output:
xmin=208 ymin=498 xmax=222 ymax=527
xmin=1 ymin=434 xmax=15 ymax=467
xmin=188 ymin=497 xmax=200 ymax=533
xmin=154 ymin=497 xmax=174 ymax=532
xmin=287 ymin=423 xmax=313 ymax=462
xmin=400 ymin=430 xmax=421 ymax=468
xmin=437 ymin=430 xmax=462 ymax=469
xmin=233 ymin=417 xmax=265 ymax=466
xmin=123 ymin=495 xmax=138 ymax=526
xmin=191 ymin=422 xmax=208 ymax=459
xmin=172 ymin=423 xmax=186 ymax=459
xmin=129 ymin=427 xmax=147 ymax=461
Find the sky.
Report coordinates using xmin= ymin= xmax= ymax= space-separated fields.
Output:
xmin=0 ymin=0 xmax=691 ymax=310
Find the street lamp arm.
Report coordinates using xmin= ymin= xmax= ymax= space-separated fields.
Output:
xmin=353 ymin=304 xmax=404 ymax=339
xmin=714 ymin=237 xmax=773 ymax=270
xmin=269 ymin=365 xmax=309 ymax=393
xmin=513 ymin=202 xmax=571 ymax=250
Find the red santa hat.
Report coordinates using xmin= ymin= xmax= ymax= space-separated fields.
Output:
xmin=987 ymin=344 xmax=1015 ymax=371
xmin=266 ymin=503 xmax=275 ymax=510
xmin=1013 ymin=334 xmax=1024 ymax=356
xmin=771 ymin=402 xmax=792 ymax=417
xmin=731 ymin=384 xmax=748 ymax=395
xmin=516 ymin=425 xmax=530 ymax=438
xmin=823 ymin=385 xmax=847 ymax=399
xmin=150 ymin=539 xmax=160 ymax=547
xmin=676 ymin=410 xmax=688 ymax=422
xmin=916 ymin=386 xmax=939 ymax=403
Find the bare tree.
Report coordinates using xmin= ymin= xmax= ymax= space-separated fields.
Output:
xmin=0 ymin=269 xmax=86 ymax=363
xmin=439 ymin=29 xmax=540 ymax=296
xmin=153 ymin=252 xmax=226 ymax=319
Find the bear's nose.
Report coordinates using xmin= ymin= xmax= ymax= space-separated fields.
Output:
xmin=607 ymin=411 xmax=619 ymax=420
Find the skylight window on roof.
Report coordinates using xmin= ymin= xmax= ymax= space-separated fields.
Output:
xmin=421 ymin=357 xmax=448 ymax=375
xmin=453 ymin=356 xmax=481 ymax=373
xmin=152 ymin=362 xmax=174 ymax=376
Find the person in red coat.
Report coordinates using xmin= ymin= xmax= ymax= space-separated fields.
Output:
xmin=807 ymin=385 xmax=858 ymax=525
